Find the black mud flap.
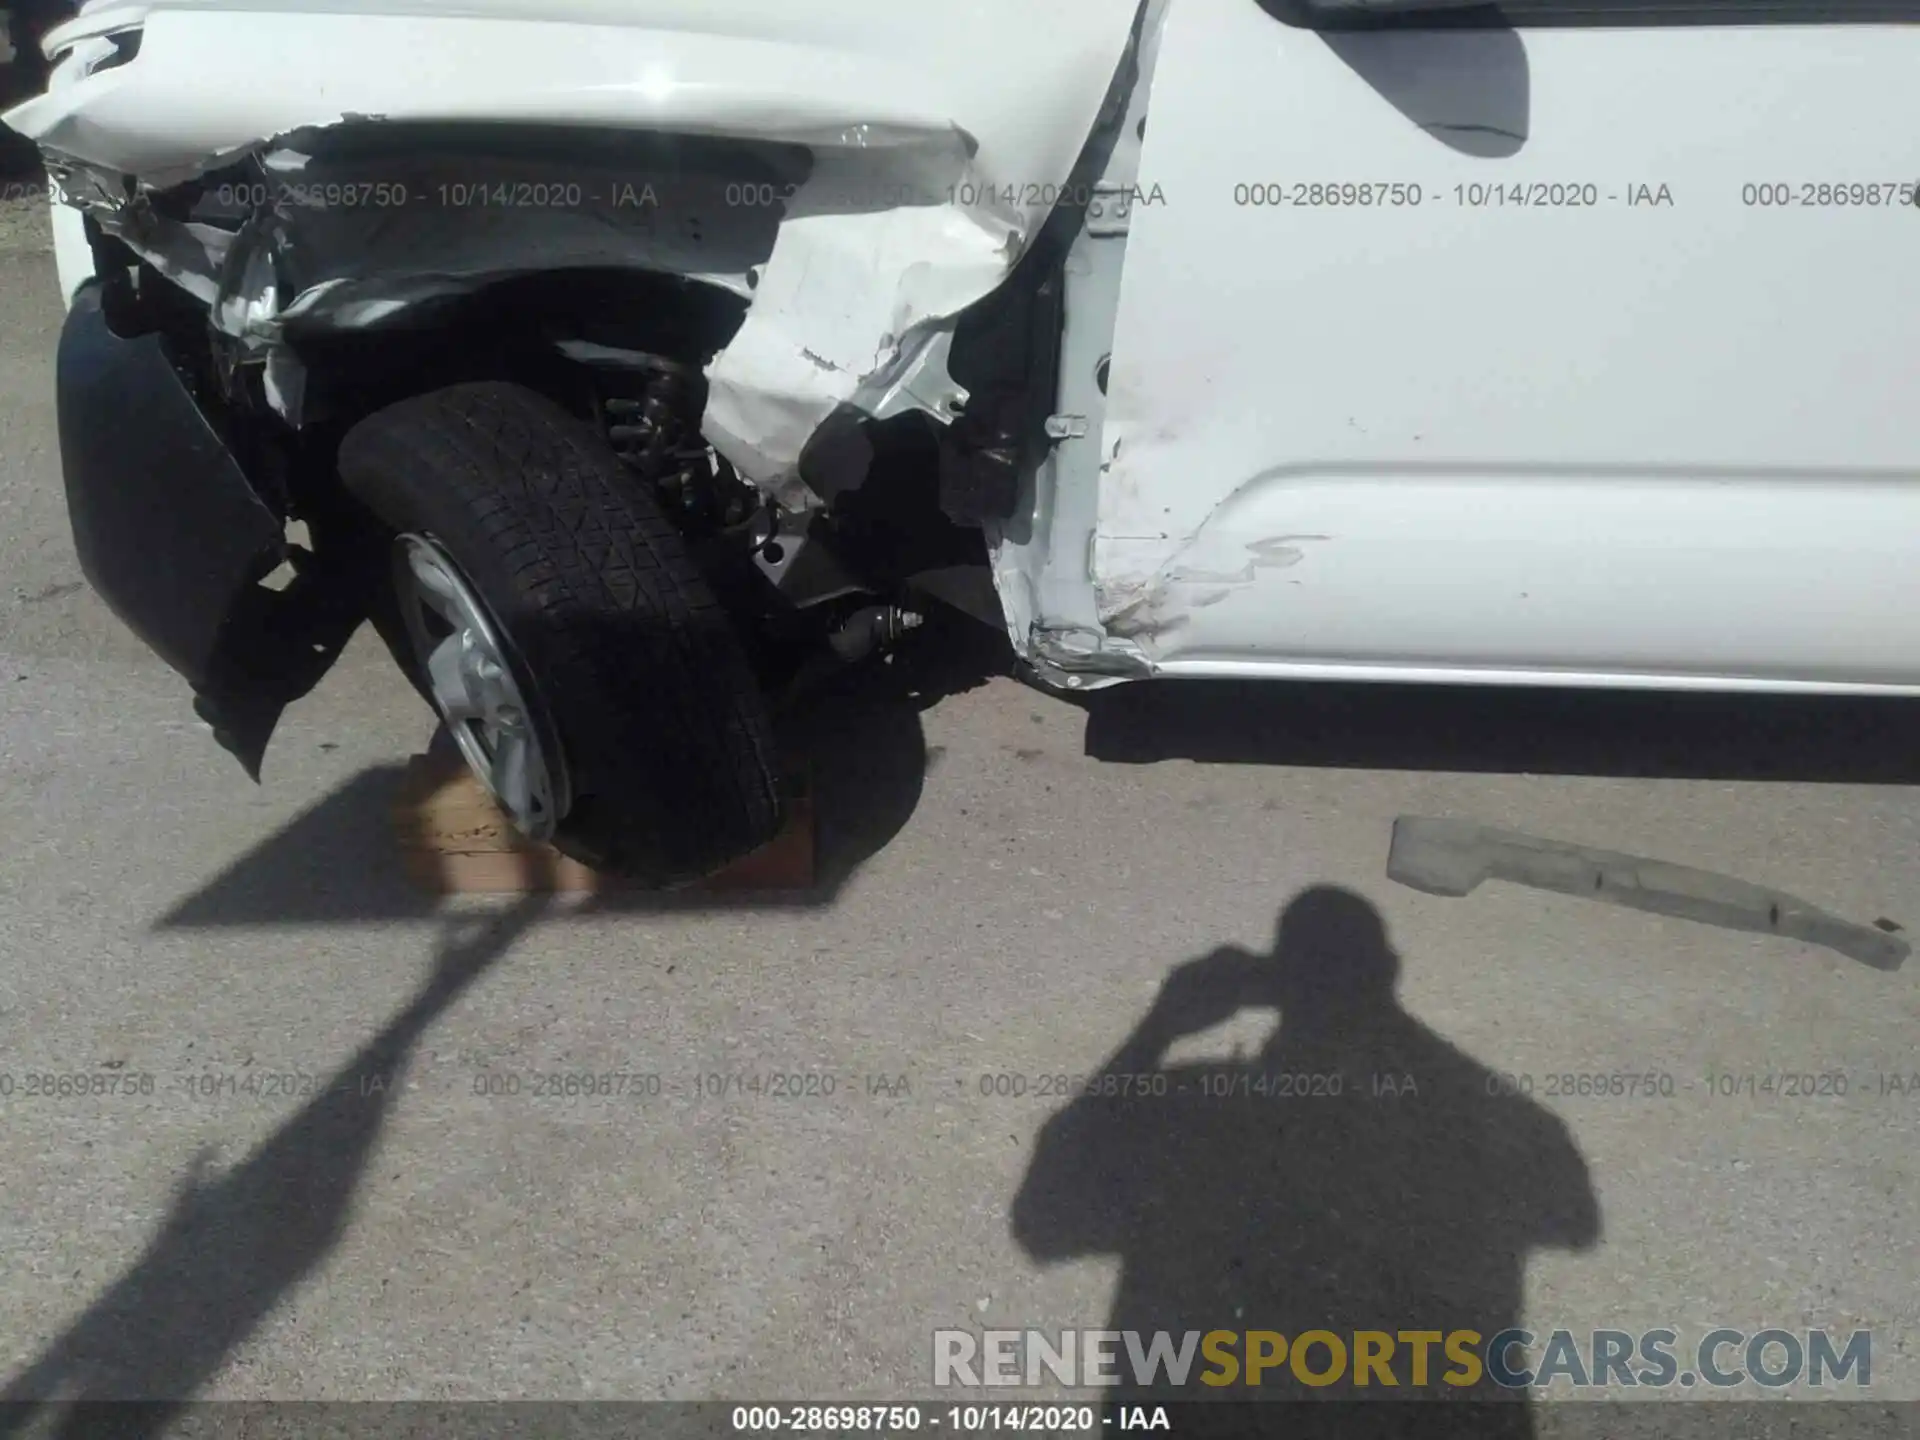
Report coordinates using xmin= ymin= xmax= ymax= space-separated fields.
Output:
xmin=57 ymin=280 xmax=365 ymax=777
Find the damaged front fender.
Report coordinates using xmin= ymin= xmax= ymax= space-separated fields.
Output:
xmin=7 ymin=0 xmax=1145 ymax=496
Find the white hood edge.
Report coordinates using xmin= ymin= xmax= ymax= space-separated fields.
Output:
xmin=5 ymin=0 xmax=1144 ymax=496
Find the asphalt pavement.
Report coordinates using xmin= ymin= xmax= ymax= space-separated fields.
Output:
xmin=2 ymin=188 xmax=1918 ymax=1426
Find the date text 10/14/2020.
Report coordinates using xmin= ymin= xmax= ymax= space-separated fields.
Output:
xmin=728 ymin=1406 xmax=1136 ymax=1434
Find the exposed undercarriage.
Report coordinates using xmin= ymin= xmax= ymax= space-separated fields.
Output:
xmin=49 ymin=110 xmax=1104 ymax=776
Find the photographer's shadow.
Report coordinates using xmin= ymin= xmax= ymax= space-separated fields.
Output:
xmin=1012 ymin=887 xmax=1601 ymax=1438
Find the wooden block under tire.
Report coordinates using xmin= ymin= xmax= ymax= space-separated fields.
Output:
xmin=391 ymin=751 xmax=813 ymax=894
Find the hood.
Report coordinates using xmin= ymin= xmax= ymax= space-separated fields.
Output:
xmin=12 ymin=0 xmax=1135 ymax=207
xmin=6 ymin=0 xmax=1145 ymax=503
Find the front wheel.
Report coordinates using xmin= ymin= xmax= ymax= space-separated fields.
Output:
xmin=338 ymin=381 xmax=783 ymax=885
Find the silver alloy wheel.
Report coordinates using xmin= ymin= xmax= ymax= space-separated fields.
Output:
xmin=395 ymin=533 xmax=565 ymax=840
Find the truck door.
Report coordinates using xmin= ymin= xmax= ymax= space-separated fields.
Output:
xmin=1098 ymin=0 xmax=1920 ymax=689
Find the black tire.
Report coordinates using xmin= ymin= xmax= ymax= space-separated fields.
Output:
xmin=337 ymin=380 xmax=782 ymax=884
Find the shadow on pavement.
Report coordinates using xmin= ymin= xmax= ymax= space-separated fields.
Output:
xmin=0 ymin=895 xmax=549 ymax=1430
xmin=1082 ymin=680 xmax=1920 ymax=785
xmin=154 ymin=762 xmax=434 ymax=928
xmin=156 ymin=621 xmax=1001 ymax=928
xmin=1012 ymin=885 xmax=1602 ymax=1439
xmin=0 ymin=612 xmax=1004 ymax=1419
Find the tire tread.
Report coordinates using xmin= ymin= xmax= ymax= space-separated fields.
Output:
xmin=338 ymin=381 xmax=780 ymax=883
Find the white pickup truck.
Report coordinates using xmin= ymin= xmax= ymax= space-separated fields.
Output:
xmin=7 ymin=0 xmax=1919 ymax=883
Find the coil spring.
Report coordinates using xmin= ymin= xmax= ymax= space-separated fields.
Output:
xmin=601 ymin=362 xmax=753 ymax=534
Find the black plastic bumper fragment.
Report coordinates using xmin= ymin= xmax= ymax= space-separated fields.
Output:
xmin=57 ymin=280 xmax=366 ymax=776
xmin=59 ymin=281 xmax=284 ymax=683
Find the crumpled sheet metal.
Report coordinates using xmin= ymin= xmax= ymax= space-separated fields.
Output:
xmin=6 ymin=0 xmax=1143 ymax=496
xmin=702 ymin=145 xmax=1022 ymax=499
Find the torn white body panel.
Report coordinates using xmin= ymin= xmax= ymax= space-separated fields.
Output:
xmin=702 ymin=146 xmax=1016 ymax=496
xmin=7 ymin=0 xmax=1139 ymax=486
